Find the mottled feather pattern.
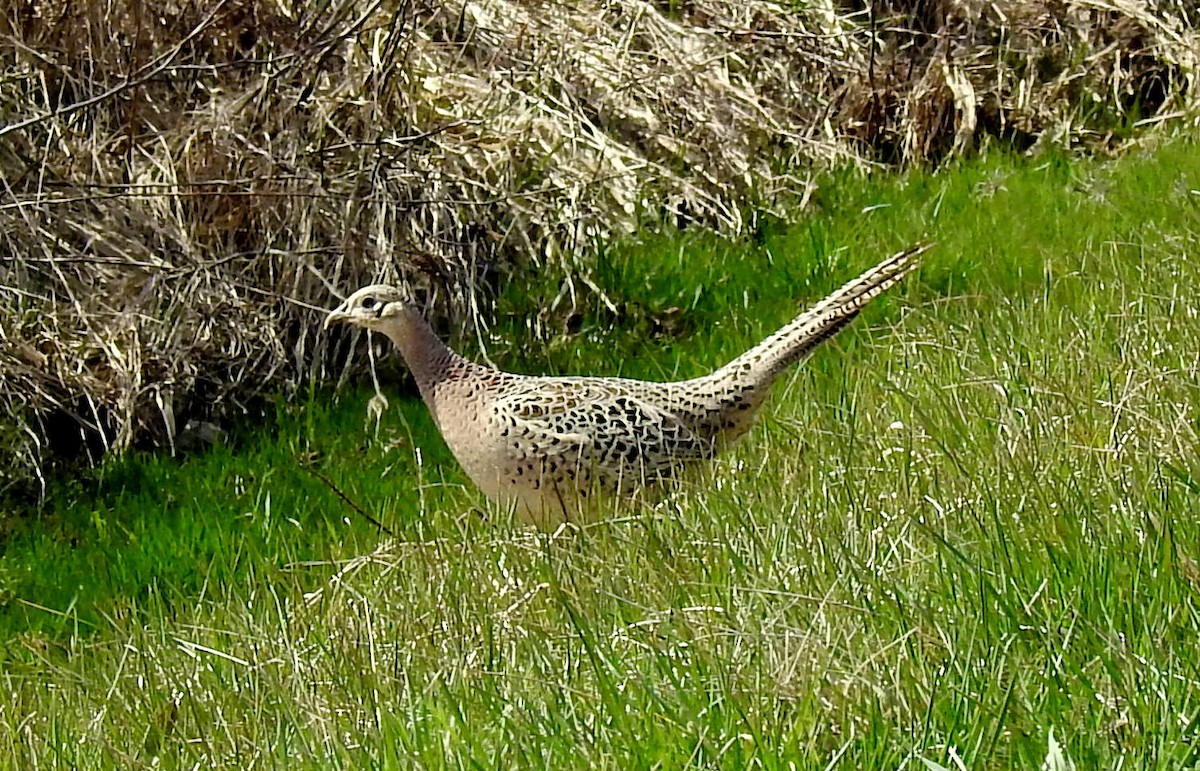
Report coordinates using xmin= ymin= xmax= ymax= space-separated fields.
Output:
xmin=492 ymin=378 xmax=712 ymax=480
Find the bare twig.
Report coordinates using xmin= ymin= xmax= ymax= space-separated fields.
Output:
xmin=0 ymin=0 xmax=233 ymax=141
xmin=300 ymin=462 xmax=395 ymax=537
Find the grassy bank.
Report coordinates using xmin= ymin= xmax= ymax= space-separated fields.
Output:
xmin=2 ymin=137 xmax=1200 ymax=767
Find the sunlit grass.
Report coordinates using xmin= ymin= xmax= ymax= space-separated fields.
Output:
xmin=2 ymin=139 xmax=1200 ymax=767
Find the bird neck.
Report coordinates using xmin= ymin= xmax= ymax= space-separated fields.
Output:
xmin=381 ymin=307 xmax=478 ymax=400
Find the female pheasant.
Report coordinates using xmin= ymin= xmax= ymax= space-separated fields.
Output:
xmin=324 ymin=246 xmax=923 ymax=526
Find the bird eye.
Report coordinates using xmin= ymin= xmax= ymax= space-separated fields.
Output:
xmin=361 ymin=296 xmax=376 ymax=309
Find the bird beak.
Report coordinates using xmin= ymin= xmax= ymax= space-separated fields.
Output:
xmin=323 ymin=304 xmax=351 ymax=331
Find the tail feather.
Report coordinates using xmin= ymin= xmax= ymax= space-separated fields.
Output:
xmin=718 ymin=244 xmax=927 ymax=387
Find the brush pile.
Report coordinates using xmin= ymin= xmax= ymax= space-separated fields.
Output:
xmin=0 ymin=0 xmax=1196 ymax=491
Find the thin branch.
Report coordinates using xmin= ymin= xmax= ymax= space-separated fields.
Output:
xmin=300 ymin=461 xmax=395 ymax=536
xmin=0 ymin=0 xmax=232 ymax=141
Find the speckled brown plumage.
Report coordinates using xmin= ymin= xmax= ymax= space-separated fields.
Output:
xmin=324 ymin=246 xmax=923 ymax=526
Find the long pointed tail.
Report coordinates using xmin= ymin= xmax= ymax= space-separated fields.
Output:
xmin=718 ymin=244 xmax=928 ymax=386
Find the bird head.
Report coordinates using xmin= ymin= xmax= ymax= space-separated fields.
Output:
xmin=323 ymin=284 xmax=413 ymax=332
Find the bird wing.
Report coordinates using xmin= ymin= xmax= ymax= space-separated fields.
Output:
xmin=489 ymin=379 xmax=713 ymax=482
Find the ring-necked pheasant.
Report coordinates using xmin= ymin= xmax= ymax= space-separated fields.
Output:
xmin=324 ymin=246 xmax=924 ymax=526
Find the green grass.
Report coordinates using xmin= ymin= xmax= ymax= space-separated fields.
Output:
xmin=4 ymin=137 xmax=1200 ymax=767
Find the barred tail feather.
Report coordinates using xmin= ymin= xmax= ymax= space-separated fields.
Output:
xmin=718 ymin=244 xmax=927 ymax=387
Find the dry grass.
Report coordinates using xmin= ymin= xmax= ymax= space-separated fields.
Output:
xmin=0 ymin=0 xmax=1196 ymax=490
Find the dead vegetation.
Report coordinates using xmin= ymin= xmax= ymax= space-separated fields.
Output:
xmin=0 ymin=0 xmax=1196 ymax=492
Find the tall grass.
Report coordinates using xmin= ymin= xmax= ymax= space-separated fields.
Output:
xmin=2 ymin=138 xmax=1200 ymax=767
